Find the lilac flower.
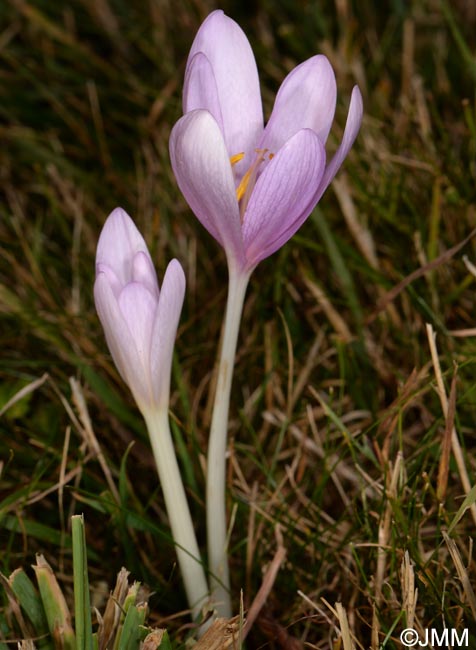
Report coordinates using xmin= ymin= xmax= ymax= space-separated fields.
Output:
xmin=169 ymin=10 xmax=363 ymax=617
xmin=94 ymin=207 xmax=185 ymax=410
xmin=169 ymin=9 xmax=363 ymax=275
xmin=94 ymin=208 xmax=211 ymax=620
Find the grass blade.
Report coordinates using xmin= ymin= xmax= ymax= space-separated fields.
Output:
xmin=72 ymin=514 xmax=93 ymax=650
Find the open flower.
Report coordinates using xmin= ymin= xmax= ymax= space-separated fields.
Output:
xmin=170 ymin=9 xmax=363 ymax=275
xmin=94 ymin=207 xmax=185 ymax=410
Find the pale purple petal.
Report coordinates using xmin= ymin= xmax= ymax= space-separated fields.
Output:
xmin=96 ymin=207 xmax=153 ymax=286
xmin=94 ymin=273 xmax=151 ymax=403
xmin=96 ymin=262 xmax=122 ymax=298
xmin=183 ymin=52 xmax=224 ymax=134
xmin=260 ymin=55 xmax=337 ymax=154
xmin=169 ymin=109 xmax=245 ymax=268
xmin=185 ymin=9 xmax=263 ymax=157
xmin=132 ymin=251 xmax=159 ymax=298
xmin=150 ymin=259 xmax=186 ymax=405
xmin=117 ymin=282 xmax=157 ymax=404
xmin=118 ymin=283 xmax=156 ymax=367
xmin=242 ymin=129 xmax=326 ymax=267
xmin=315 ymin=85 xmax=363 ymax=202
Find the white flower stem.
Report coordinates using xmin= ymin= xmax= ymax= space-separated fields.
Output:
xmin=142 ymin=406 xmax=209 ymax=621
xmin=206 ymin=266 xmax=250 ymax=617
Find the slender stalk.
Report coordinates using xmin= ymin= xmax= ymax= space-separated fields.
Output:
xmin=142 ymin=406 xmax=209 ymax=621
xmin=206 ymin=266 xmax=250 ymax=616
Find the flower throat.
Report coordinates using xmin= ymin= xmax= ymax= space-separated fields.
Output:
xmin=230 ymin=148 xmax=274 ymax=222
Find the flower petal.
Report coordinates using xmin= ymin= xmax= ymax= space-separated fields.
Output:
xmin=183 ymin=52 xmax=224 ymax=135
xmin=94 ymin=273 xmax=151 ymax=404
xmin=150 ymin=259 xmax=186 ymax=406
xmin=117 ymin=282 xmax=157 ymax=400
xmin=315 ymin=85 xmax=363 ymax=202
xmin=96 ymin=262 xmax=122 ymax=298
xmin=169 ymin=109 xmax=245 ymax=267
xmin=185 ymin=10 xmax=263 ymax=157
xmin=242 ymin=129 xmax=326 ymax=267
xmin=96 ymin=208 xmax=153 ymax=286
xmin=118 ymin=283 xmax=156 ymax=360
xmin=260 ymin=55 xmax=337 ymax=154
xmin=132 ymin=251 xmax=159 ymax=299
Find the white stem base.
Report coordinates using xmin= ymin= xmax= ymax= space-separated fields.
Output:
xmin=142 ymin=406 xmax=209 ymax=621
xmin=206 ymin=267 xmax=250 ymax=617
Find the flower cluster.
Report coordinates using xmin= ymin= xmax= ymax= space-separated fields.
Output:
xmin=95 ymin=8 xmax=362 ymax=625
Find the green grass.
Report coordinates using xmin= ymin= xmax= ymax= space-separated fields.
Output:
xmin=1 ymin=0 xmax=476 ymax=647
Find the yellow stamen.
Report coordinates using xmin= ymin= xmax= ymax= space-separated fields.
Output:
xmin=229 ymin=152 xmax=245 ymax=166
xmin=235 ymin=167 xmax=253 ymax=202
xmin=232 ymin=148 xmax=270 ymax=204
